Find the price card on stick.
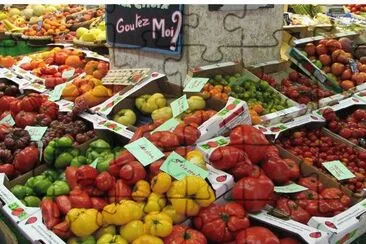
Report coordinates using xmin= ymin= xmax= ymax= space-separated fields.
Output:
xmin=125 ymin=137 xmax=164 ymax=166
xmin=171 ymin=94 xmax=189 ymax=117
xmin=0 ymin=114 xmax=15 ymax=126
xmin=25 ymin=126 xmax=48 ymax=141
xmin=183 ymin=77 xmax=209 ymax=92
xmin=160 ymin=152 xmax=209 ymax=180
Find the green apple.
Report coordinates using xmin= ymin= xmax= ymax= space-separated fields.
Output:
xmin=113 ymin=109 xmax=136 ymax=126
xmin=188 ymin=96 xmax=206 ymax=111
xmin=151 ymin=107 xmax=173 ymax=122
xmin=94 ymin=225 xmax=116 ymax=239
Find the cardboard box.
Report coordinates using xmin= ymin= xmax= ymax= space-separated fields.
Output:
xmin=91 ymin=73 xmax=247 ymax=141
xmin=308 ymin=199 xmax=366 ymax=244
xmin=188 ymin=61 xmax=306 ymax=126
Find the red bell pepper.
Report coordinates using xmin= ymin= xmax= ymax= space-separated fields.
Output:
xmin=76 ymin=165 xmax=98 ymax=187
xmin=65 ymin=166 xmax=78 ymax=189
xmin=40 ymin=199 xmax=60 ymax=229
xmin=96 ymin=172 xmax=115 ymax=191
xmin=108 ymin=151 xmax=136 ymax=177
xmin=69 ymin=187 xmax=92 ymax=208
xmin=108 ymin=179 xmax=131 ymax=203
xmin=119 ymin=160 xmax=146 ymax=185
xmin=55 ymin=195 xmax=72 ymax=215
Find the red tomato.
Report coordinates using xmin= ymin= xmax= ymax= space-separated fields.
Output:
xmin=39 ymin=101 xmax=58 ymax=120
xmin=194 ymin=202 xmax=250 ymax=243
xmin=236 ymin=227 xmax=280 ymax=244
xmin=164 ymin=225 xmax=207 ymax=244
xmin=0 ymin=96 xmax=16 ymax=113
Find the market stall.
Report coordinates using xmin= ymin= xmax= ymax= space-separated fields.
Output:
xmin=1 ymin=3 xmax=366 ymax=244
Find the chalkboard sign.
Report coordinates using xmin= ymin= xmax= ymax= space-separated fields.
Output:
xmin=106 ymin=4 xmax=183 ymax=56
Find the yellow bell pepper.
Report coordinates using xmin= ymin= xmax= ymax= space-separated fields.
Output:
xmin=102 ymin=200 xmax=143 ymax=225
xmin=151 ymin=172 xmax=172 ymax=194
xmin=120 ymin=220 xmax=145 ymax=243
xmin=66 ymin=208 xmax=103 ymax=237
xmin=132 ymin=235 xmax=163 ymax=244
xmin=132 ymin=180 xmax=151 ymax=202
xmin=144 ymin=193 xmax=166 ymax=213
xmin=144 ymin=212 xmax=173 ymax=238
xmin=162 ymin=205 xmax=186 ymax=224
xmin=96 ymin=233 xmax=127 ymax=244
xmin=167 ymin=175 xmax=215 ymax=216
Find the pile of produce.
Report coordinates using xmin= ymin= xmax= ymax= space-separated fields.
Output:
xmin=323 ymin=108 xmax=366 ymax=148
xmin=112 ymin=93 xmax=215 ymax=128
xmin=0 ymin=125 xmax=39 ymax=178
xmin=278 ymin=127 xmax=366 ymax=193
xmin=257 ymin=70 xmax=334 ymax=105
xmin=346 ymin=4 xmax=366 ymax=16
xmin=23 ymin=15 xmax=69 ymax=37
xmin=0 ymin=81 xmax=21 ymax=97
xmin=302 ymin=37 xmax=366 ymax=90
xmin=0 ymin=93 xmax=58 ymax=128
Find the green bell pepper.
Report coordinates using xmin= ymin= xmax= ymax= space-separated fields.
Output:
xmin=96 ymin=152 xmax=115 ymax=172
xmin=89 ymin=139 xmax=111 ymax=153
xmin=42 ymin=169 xmax=59 ymax=182
xmin=23 ymin=196 xmax=41 ymax=207
xmin=26 ymin=175 xmax=52 ymax=196
xmin=10 ymin=185 xmax=34 ymax=199
xmin=55 ymin=137 xmax=73 ymax=148
xmin=70 ymin=156 xmax=88 ymax=167
xmin=55 ymin=152 xmax=74 ymax=168
xmin=46 ymin=180 xmax=70 ymax=197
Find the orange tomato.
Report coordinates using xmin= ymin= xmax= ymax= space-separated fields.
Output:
xmin=249 ymin=109 xmax=258 ymax=116
xmin=221 ymin=93 xmax=228 ymax=101
xmin=214 ymin=85 xmax=224 ymax=92
xmin=251 ymin=115 xmax=262 ymax=125
xmin=204 ymin=83 xmax=213 ymax=91
xmin=252 ymin=104 xmax=264 ymax=115
xmin=223 ymin=86 xmax=231 ymax=93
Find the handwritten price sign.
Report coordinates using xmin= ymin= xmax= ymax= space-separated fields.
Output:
xmin=183 ymin=77 xmax=209 ymax=92
xmin=323 ymin=160 xmax=356 ymax=181
xmin=171 ymin=94 xmax=189 ymax=117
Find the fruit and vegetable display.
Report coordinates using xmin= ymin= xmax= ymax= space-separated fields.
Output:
xmin=301 ymin=37 xmax=366 ymax=91
xmin=278 ymin=127 xmax=366 ymax=193
xmin=322 ymin=108 xmax=366 ymax=148
xmin=256 ymin=70 xmax=334 ymax=105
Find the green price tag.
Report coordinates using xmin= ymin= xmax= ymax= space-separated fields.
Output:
xmin=0 ymin=114 xmax=15 ymax=126
xmin=183 ymin=77 xmax=209 ymax=92
xmin=49 ymin=83 xmax=67 ymax=101
xmin=274 ymin=183 xmax=308 ymax=193
xmin=171 ymin=94 xmax=189 ymax=117
xmin=323 ymin=160 xmax=356 ymax=181
xmin=90 ymin=158 xmax=99 ymax=168
xmin=152 ymin=118 xmax=181 ymax=133
xmin=160 ymin=152 xmax=209 ymax=180
xmin=125 ymin=137 xmax=164 ymax=166
xmin=25 ymin=126 xmax=48 ymax=141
